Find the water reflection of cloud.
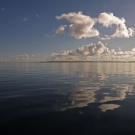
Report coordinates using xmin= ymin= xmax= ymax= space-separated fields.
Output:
xmin=61 ymin=83 xmax=133 ymax=111
xmin=61 ymin=87 xmax=99 ymax=111
xmin=99 ymin=104 xmax=120 ymax=112
xmin=100 ymin=84 xmax=134 ymax=103
xmin=53 ymin=62 xmax=135 ymax=112
xmin=52 ymin=62 xmax=135 ymax=76
xmin=2 ymin=62 xmax=135 ymax=113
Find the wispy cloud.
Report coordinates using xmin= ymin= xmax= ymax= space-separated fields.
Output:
xmin=118 ymin=47 xmax=121 ymax=51
xmin=45 ymin=34 xmax=56 ymax=37
xmin=0 ymin=57 xmax=4 ymax=62
xmin=9 ymin=54 xmax=48 ymax=62
xmin=45 ymin=34 xmax=50 ymax=37
xmin=13 ymin=54 xmax=31 ymax=61
xmin=1 ymin=7 xmax=5 ymax=11
xmin=36 ymin=14 xmax=39 ymax=17
xmin=22 ymin=17 xmax=28 ymax=22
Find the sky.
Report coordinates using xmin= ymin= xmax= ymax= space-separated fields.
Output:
xmin=0 ymin=0 xmax=135 ymax=61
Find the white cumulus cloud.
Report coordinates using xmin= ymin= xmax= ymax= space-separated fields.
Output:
xmin=56 ymin=11 xmax=134 ymax=40
xmin=98 ymin=12 xmax=125 ymax=27
xmin=51 ymin=41 xmax=118 ymax=61
xmin=51 ymin=41 xmax=135 ymax=61
xmin=76 ymin=41 xmax=111 ymax=56
xmin=110 ymin=24 xmax=134 ymax=38
xmin=52 ymin=49 xmax=74 ymax=57
xmin=98 ymin=12 xmax=134 ymax=39
xmin=55 ymin=25 xmax=67 ymax=34
xmin=56 ymin=11 xmax=99 ymax=39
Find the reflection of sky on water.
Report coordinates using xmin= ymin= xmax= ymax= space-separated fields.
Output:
xmin=60 ymin=87 xmax=99 ymax=111
xmin=51 ymin=63 xmax=135 ymax=112
xmin=1 ymin=62 xmax=135 ymax=113
xmin=99 ymin=104 xmax=120 ymax=112
xmin=100 ymin=84 xmax=134 ymax=103
xmin=60 ymin=84 xmax=134 ymax=112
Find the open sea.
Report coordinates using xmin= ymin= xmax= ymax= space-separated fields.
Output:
xmin=1 ymin=62 xmax=135 ymax=135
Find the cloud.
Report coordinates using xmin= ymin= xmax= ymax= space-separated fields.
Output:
xmin=1 ymin=7 xmax=5 ymax=11
xmin=110 ymin=24 xmax=134 ymax=38
xmin=51 ymin=41 xmax=118 ymax=61
xmin=98 ymin=37 xmax=111 ymax=40
xmin=51 ymin=41 xmax=113 ymax=57
xmin=98 ymin=12 xmax=134 ymax=39
xmin=0 ymin=57 xmax=4 ymax=62
xmin=132 ymin=48 xmax=135 ymax=52
xmin=45 ymin=34 xmax=50 ymax=37
xmin=36 ymin=14 xmax=39 ymax=17
xmin=2 ymin=54 xmax=48 ymax=62
xmin=118 ymin=47 xmax=121 ymax=51
xmin=56 ymin=11 xmax=99 ymax=39
xmin=98 ymin=12 xmax=125 ymax=27
xmin=76 ymin=41 xmax=111 ymax=56
xmin=51 ymin=41 xmax=135 ymax=61
xmin=52 ymin=49 xmax=79 ymax=61
xmin=45 ymin=34 xmax=56 ymax=37
xmin=52 ymin=49 xmax=74 ymax=57
xmin=22 ymin=17 xmax=28 ymax=22
xmin=55 ymin=25 xmax=67 ymax=34
xmin=116 ymin=48 xmax=135 ymax=56
xmin=13 ymin=54 xmax=32 ymax=61
xmin=56 ymin=11 xmax=134 ymax=39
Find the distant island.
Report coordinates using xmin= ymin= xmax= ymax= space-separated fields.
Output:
xmin=37 ymin=60 xmax=135 ymax=63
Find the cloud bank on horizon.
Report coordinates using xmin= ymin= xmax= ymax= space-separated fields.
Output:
xmin=55 ymin=11 xmax=134 ymax=40
xmin=1 ymin=40 xmax=135 ymax=62
xmin=52 ymin=41 xmax=135 ymax=61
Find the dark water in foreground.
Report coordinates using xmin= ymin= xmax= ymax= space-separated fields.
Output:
xmin=1 ymin=62 xmax=135 ymax=135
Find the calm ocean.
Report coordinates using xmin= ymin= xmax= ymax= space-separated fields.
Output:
xmin=0 ymin=62 xmax=135 ymax=135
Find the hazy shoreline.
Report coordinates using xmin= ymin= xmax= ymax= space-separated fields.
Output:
xmin=37 ymin=61 xmax=135 ymax=63
xmin=1 ymin=61 xmax=135 ymax=63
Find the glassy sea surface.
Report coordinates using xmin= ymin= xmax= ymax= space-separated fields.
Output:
xmin=1 ymin=62 xmax=135 ymax=135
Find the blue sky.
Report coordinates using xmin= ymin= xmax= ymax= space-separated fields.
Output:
xmin=0 ymin=0 xmax=135 ymax=60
